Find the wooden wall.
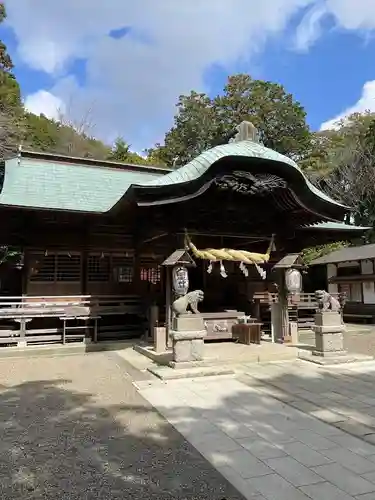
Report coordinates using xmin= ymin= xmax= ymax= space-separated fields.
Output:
xmin=26 ymin=249 xmax=163 ymax=298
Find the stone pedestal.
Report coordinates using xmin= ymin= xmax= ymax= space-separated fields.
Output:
xmin=289 ymin=321 xmax=299 ymax=345
xmin=298 ymin=310 xmax=372 ymax=365
xmin=270 ymin=303 xmax=281 ymax=343
xmin=148 ymin=305 xmax=159 ymax=341
xmin=313 ymin=311 xmax=346 ymax=358
xmin=154 ymin=326 xmax=167 ymax=353
xmin=170 ymin=314 xmax=206 ymax=363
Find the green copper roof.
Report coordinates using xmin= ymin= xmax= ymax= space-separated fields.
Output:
xmin=0 ymin=154 xmax=165 ymax=213
xmin=0 ymin=142 xmax=351 ymax=217
xmin=304 ymin=222 xmax=371 ymax=231
xmin=143 ymin=140 xmax=347 ymax=209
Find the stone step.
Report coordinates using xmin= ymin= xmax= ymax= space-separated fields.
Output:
xmin=148 ymin=364 xmax=235 ymax=380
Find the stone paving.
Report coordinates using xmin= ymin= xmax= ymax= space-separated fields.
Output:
xmin=0 ymin=351 xmax=244 ymax=500
xmin=138 ymin=360 xmax=375 ymax=500
xmin=240 ymin=359 xmax=375 ymax=441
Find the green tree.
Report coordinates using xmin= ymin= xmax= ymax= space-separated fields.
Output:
xmin=23 ymin=113 xmax=59 ymax=152
xmin=144 ymin=144 xmax=168 ymax=167
xmin=109 ymin=137 xmax=146 ymax=164
xmin=213 ymin=75 xmax=310 ymax=157
xmin=108 ymin=137 xmax=132 ymax=162
xmin=306 ymin=112 xmax=375 ymax=230
xmin=301 ymin=241 xmax=349 ymax=265
xmin=153 ymin=74 xmax=311 ymax=166
xmin=107 ymin=137 xmax=168 ymax=166
xmin=0 ymin=3 xmax=13 ymax=73
xmin=0 ymin=3 xmax=24 ymax=160
xmin=160 ymin=91 xmax=217 ymax=166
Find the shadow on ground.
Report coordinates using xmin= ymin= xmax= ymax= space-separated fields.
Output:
xmin=0 ymin=353 xmax=244 ymax=500
xmin=4 ymin=350 xmax=375 ymax=500
xmin=137 ymin=359 xmax=375 ymax=496
xmin=153 ymin=366 xmax=375 ymax=447
xmin=238 ymin=361 xmax=375 ymax=442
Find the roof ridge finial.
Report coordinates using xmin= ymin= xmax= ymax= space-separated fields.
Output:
xmin=230 ymin=121 xmax=260 ymax=144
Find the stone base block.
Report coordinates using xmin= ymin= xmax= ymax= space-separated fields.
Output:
xmin=314 ymin=325 xmax=345 ymax=334
xmin=314 ymin=331 xmax=345 ymax=355
xmin=314 ymin=311 xmax=345 ymax=334
xmin=172 ymin=314 xmax=204 ymax=332
xmin=171 ymin=329 xmax=206 ymax=363
xmin=299 ymin=350 xmax=373 ymax=366
xmin=289 ymin=321 xmax=299 ymax=345
xmin=154 ymin=326 xmax=167 ymax=354
xmin=312 ymin=348 xmax=348 ymax=358
xmin=148 ymin=364 xmax=234 ymax=380
xmin=313 ymin=311 xmax=346 ymax=358
xmin=315 ymin=310 xmax=344 ymax=327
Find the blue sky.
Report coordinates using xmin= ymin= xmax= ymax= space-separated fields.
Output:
xmin=261 ymin=31 xmax=375 ymax=130
xmin=2 ymin=1 xmax=375 ymax=150
xmin=205 ymin=30 xmax=375 ymax=132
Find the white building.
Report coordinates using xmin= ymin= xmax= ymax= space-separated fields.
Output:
xmin=311 ymin=244 xmax=375 ymax=322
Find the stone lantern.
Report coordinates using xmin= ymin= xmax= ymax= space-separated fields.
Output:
xmin=161 ymin=249 xmax=196 ymax=350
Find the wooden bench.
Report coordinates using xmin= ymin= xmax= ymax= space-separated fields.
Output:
xmin=232 ymin=322 xmax=262 ymax=345
xmin=0 ymin=295 xmax=146 ymax=346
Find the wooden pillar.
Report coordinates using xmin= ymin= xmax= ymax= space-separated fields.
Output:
xmin=133 ymin=233 xmax=141 ymax=296
xmin=82 ymin=219 xmax=92 ymax=295
xmin=81 ymin=250 xmax=88 ymax=295
xmin=253 ymin=299 xmax=260 ymax=321
xmin=81 ymin=224 xmax=89 ymax=340
xmin=21 ymin=249 xmax=29 ymax=296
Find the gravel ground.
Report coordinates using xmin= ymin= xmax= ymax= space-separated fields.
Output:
xmin=0 ymin=351 xmax=244 ymax=500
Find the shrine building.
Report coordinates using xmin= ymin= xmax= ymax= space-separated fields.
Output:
xmin=0 ymin=123 xmax=368 ymax=347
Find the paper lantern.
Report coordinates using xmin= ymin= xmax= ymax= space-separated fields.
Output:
xmin=285 ymin=268 xmax=302 ymax=294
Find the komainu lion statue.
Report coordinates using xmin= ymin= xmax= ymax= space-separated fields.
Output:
xmin=315 ymin=290 xmax=341 ymax=312
xmin=172 ymin=290 xmax=204 ymax=316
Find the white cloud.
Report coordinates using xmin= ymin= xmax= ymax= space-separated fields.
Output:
xmin=4 ymin=0 xmax=375 ymax=149
xmin=293 ymin=5 xmax=327 ymax=51
xmin=325 ymin=0 xmax=375 ymax=31
xmin=320 ymin=80 xmax=375 ymax=130
xmin=24 ymin=90 xmax=65 ymax=120
xmin=293 ymin=0 xmax=375 ymax=51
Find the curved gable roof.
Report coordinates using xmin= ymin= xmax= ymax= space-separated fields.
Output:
xmin=128 ymin=140 xmax=349 ymax=225
xmin=141 ymin=140 xmax=346 ymax=209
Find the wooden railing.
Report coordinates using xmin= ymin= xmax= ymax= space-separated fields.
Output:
xmin=253 ymin=292 xmax=343 ymax=307
xmin=253 ymin=291 xmax=345 ymax=331
xmin=0 ymin=295 xmax=146 ymax=348
xmin=253 ymin=292 xmax=278 ymax=304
